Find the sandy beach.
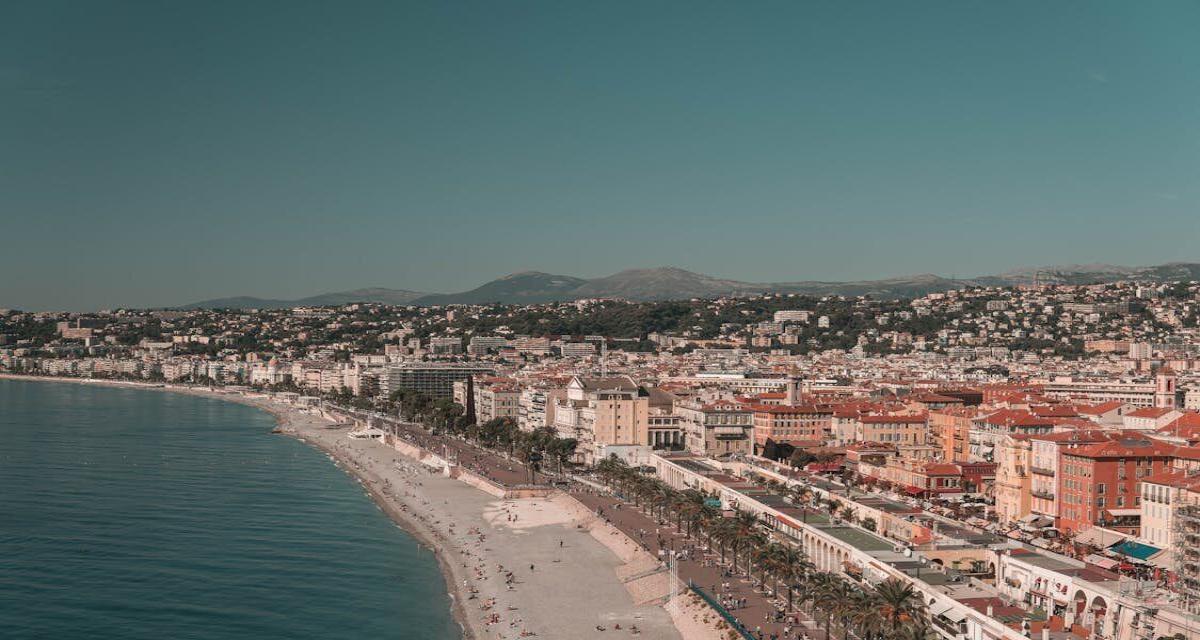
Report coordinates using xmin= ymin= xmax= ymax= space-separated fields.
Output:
xmin=0 ymin=375 xmax=721 ymax=640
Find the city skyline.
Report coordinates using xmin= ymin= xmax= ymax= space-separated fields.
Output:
xmin=5 ymin=1 xmax=1200 ymax=310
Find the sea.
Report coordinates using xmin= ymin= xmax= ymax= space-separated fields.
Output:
xmin=0 ymin=379 xmax=461 ymax=640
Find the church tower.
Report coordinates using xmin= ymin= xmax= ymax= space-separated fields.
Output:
xmin=1155 ymin=366 xmax=1177 ymax=408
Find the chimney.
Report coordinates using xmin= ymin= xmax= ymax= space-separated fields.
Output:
xmin=1042 ymin=629 xmax=1050 ymax=640
xmin=986 ymin=604 xmax=994 ymax=617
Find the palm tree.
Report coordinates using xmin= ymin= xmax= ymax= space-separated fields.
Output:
xmin=752 ymin=543 xmax=782 ymax=593
xmin=874 ymin=578 xmax=925 ymax=631
xmin=812 ymin=577 xmax=852 ymax=640
xmin=727 ymin=510 xmax=759 ymax=575
xmin=849 ymin=590 xmax=886 ymax=640
xmin=888 ymin=620 xmax=938 ymax=640
xmin=774 ymin=546 xmax=811 ymax=610
xmin=832 ymin=588 xmax=865 ymax=640
xmin=710 ymin=518 xmax=737 ymax=566
xmin=678 ymin=489 xmax=710 ymax=539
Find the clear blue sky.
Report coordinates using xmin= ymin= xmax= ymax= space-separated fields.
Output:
xmin=3 ymin=1 xmax=1198 ymax=310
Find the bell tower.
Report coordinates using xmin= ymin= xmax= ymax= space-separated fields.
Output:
xmin=1155 ymin=366 xmax=1177 ymax=409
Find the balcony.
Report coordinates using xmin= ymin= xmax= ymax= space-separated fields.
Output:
xmin=1030 ymin=465 xmax=1055 ymax=476
xmin=1031 ymin=489 xmax=1055 ymax=500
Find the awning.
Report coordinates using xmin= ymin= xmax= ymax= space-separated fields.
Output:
xmin=905 ymin=485 xmax=926 ymax=496
xmin=1148 ymin=552 xmax=1174 ymax=570
xmin=1074 ymin=527 xmax=1129 ymax=548
xmin=1085 ymin=554 xmax=1120 ymax=570
xmin=1105 ymin=508 xmax=1141 ymax=518
xmin=929 ymin=601 xmax=953 ymax=617
xmin=940 ymin=608 xmax=967 ymax=623
xmin=1019 ymin=514 xmax=1054 ymax=529
xmin=1109 ymin=540 xmax=1162 ymax=561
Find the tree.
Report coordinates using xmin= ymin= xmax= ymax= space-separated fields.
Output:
xmin=463 ymin=375 xmax=477 ymax=425
xmin=874 ymin=578 xmax=925 ymax=631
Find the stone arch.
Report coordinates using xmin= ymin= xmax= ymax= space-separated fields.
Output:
xmin=1071 ymin=590 xmax=1089 ymax=627
xmin=1089 ymin=596 xmax=1108 ymax=636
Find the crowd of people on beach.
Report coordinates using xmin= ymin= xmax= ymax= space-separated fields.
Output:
xmin=310 ymin=410 xmax=819 ymax=639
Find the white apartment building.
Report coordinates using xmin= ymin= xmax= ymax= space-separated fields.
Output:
xmin=558 ymin=342 xmax=596 ymax=358
xmin=773 ymin=310 xmax=811 ymax=323
xmin=467 ymin=336 xmax=509 ymax=356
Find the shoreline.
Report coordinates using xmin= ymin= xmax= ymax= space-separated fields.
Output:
xmin=0 ymin=374 xmax=481 ymax=639
xmin=0 ymin=374 xmax=714 ymax=640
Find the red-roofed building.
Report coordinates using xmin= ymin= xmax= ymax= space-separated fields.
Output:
xmin=854 ymin=413 xmax=929 ymax=446
xmin=1138 ymin=468 xmax=1200 ymax=549
xmin=1122 ymin=406 xmax=1182 ymax=431
xmin=1157 ymin=412 xmax=1200 ymax=445
xmin=751 ymin=404 xmax=833 ymax=451
xmin=1028 ymin=430 xmax=1115 ymax=524
xmin=1059 ymin=437 xmax=1177 ymax=534
xmin=1075 ymin=401 xmax=1128 ymax=426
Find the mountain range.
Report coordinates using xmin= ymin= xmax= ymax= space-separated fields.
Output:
xmin=179 ymin=262 xmax=1200 ymax=309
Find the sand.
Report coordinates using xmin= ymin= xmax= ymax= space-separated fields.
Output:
xmin=0 ymin=375 xmax=714 ymax=640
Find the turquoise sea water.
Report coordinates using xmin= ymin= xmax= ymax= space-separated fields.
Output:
xmin=0 ymin=379 xmax=460 ymax=640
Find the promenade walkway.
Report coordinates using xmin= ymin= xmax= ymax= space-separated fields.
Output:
xmin=571 ymin=490 xmax=823 ymax=640
xmin=351 ymin=410 xmax=825 ymax=640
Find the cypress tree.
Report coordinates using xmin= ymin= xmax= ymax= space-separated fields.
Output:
xmin=463 ymin=374 xmax=477 ymax=426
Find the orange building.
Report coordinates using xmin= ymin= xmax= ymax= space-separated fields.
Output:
xmin=1058 ymin=436 xmax=1176 ymax=535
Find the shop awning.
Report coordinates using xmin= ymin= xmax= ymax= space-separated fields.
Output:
xmin=1074 ymin=527 xmax=1129 ymax=548
xmin=928 ymin=601 xmax=953 ymax=617
xmin=1019 ymin=514 xmax=1055 ymax=529
xmin=1105 ymin=508 xmax=1141 ymax=518
xmin=940 ymin=608 xmax=967 ymax=623
xmin=1109 ymin=540 xmax=1162 ymax=561
xmin=1085 ymin=554 xmax=1120 ymax=570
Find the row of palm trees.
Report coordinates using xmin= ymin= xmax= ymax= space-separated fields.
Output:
xmin=595 ymin=457 xmax=940 ymax=640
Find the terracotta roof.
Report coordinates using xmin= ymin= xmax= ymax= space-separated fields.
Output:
xmin=859 ymin=413 xmax=928 ymax=424
xmin=1065 ymin=438 xmax=1178 ymax=459
xmin=920 ymin=462 xmax=962 ymax=475
xmin=1030 ymin=405 xmax=1079 ymax=418
xmin=1126 ymin=407 xmax=1176 ymax=419
xmin=751 ymin=404 xmax=829 ymax=415
xmin=1140 ymin=469 xmax=1200 ymax=491
xmin=1076 ymin=401 xmax=1126 ymax=415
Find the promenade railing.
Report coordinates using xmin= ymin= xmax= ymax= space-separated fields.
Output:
xmin=686 ymin=581 xmax=756 ymax=640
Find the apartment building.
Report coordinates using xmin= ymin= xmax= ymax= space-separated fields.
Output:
xmin=752 ymin=404 xmax=833 ymax=449
xmin=854 ymin=414 xmax=929 ymax=446
xmin=993 ymin=434 xmax=1032 ymax=526
xmin=427 ymin=337 xmax=463 ymax=355
xmin=1026 ymin=430 xmax=1112 ymax=524
xmin=381 ymin=363 xmax=494 ymax=399
xmin=929 ymin=407 xmax=975 ymax=462
xmin=558 ymin=342 xmax=596 ymax=358
xmin=517 ymin=386 xmax=564 ymax=431
xmin=1058 ymin=437 xmax=1176 ymax=535
xmin=676 ymin=398 xmax=753 ymax=457
xmin=552 ymin=376 xmax=648 ymax=464
xmin=467 ymin=336 xmax=509 ymax=356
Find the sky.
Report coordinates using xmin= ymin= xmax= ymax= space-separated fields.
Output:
xmin=3 ymin=1 xmax=1199 ymax=310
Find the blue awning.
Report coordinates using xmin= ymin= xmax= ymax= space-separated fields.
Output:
xmin=1108 ymin=540 xmax=1161 ymax=561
